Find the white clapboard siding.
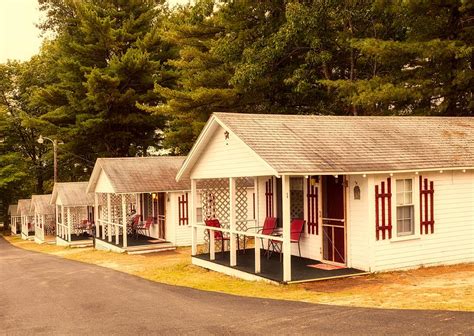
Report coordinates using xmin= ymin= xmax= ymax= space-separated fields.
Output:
xmin=347 ymin=175 xmax=371 ymax=270
xmin=191 ymin=124 xmax=274 ymax=179
xmin=371 ymin=170 xmax=474 ymax=272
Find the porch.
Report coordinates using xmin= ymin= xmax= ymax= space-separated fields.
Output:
xmin=94 ymin=191 xmax=168 ymax=253
xmin=187 ymin=174 xmax=351 ymax=283
xmin=194 ymin=249 xmax=366 ymax=284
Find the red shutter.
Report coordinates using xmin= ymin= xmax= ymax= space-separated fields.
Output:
xmin=265 ymin=177 xmax=274 ymax=217
xmin=419 ymin=176 xmax=435 ymax=234
xmin=375 ymin=177 xmax=392 ymax=240
xmin=306 ymin=176 xmax=319 ymax=235
xmin=178 ymin=193 xmax=189 ymax=225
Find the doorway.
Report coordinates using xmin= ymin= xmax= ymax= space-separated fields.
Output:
xmin=322 ymin=175 xmax=346 ymax=264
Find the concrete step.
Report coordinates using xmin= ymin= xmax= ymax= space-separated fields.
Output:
xmin=126 ymin=243 xmax=176 ymax=255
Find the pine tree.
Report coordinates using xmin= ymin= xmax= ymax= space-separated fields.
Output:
xmin=34 ymin=0 xmax=176 ymax=173
xmin=147 ymin=0 xmax=287 ymax=153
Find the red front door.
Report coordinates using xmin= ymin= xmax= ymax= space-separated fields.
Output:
xmin=322 ymin=175 xmax=346 ymax=264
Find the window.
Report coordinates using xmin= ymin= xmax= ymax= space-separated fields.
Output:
xmin=396 ymin=179 xmax=414 ymax=236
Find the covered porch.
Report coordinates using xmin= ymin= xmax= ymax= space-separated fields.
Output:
xmin=187 ymin=175 xmax=363 ymax=283
xmin=52 ymin=182 xmax=95 ymax=247
xmin=8 ymin=205 xmax=21 ymax=235
xmin=32 ymin=194 xmax=56 ymax=244
xmin=18 ymin=199 xmax=34 ymax=240
xmin=87 ymin=157 xmax=191 ymax=253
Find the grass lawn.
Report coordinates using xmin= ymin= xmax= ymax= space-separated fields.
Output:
xmin=3 ymin=235 xmax=473 ymax=311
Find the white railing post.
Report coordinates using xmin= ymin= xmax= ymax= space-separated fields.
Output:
xmin=209 ymin=229 xmax=215 ymax=260
xmin=67 ymin=208 xmax=72 ymax=242
xmin=191 ymin=179 xmax=197 ymax=256
xmin=107 ymin=193 xmax=112 ymax=242
xmin=61 ymin=205 xmax=65 ymax=240
xmin=229 ymin=177 xmax=237 ymax=267
xmin=282 ymin=175 xmax=292 ymax=282
xmin=254 ymin=177 xmax=261 ymax=273
xmin=94 ymin=193 xmax=99 ymax=238
xmin=122 ymin=194 xmax=127 ymax=248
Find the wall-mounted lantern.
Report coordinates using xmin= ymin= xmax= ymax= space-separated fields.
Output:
xmin=354 ymin=183 xmax=361 ymax=200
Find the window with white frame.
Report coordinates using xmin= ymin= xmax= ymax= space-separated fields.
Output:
xmin=396 ymin=179 xmax=414 ymax=236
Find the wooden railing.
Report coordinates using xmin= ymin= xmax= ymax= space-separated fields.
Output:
xmin=97 ymin=219 xmax=127 ymax=247
xmin=56 ymin=220 xmax=71 ymax=242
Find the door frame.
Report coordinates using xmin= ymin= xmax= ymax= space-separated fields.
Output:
xmin=321 ymin=175 xmax=347 ymax=266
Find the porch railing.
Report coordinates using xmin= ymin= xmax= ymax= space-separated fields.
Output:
xmin=97 ymin=219 xmax=127 ymax=247
xmin=56 ymin=220 xmax=71 ymax=242
xmin=196 ymin=220 xmax=284 ymax=266
xmin=35 ymin=218 xmax=44 ymax=242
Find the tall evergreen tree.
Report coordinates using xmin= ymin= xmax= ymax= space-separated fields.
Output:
xmin=149 ymin=0 xmax=287 ymax=154
xmin=34 ymin=0 xmax=176 ymax=174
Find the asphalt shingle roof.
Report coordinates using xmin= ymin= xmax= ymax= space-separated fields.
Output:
xmin=93 ymin=156 xmax=190 ymax=193
xmin=17 ymin=199 xmax=33 ymax=216
xmin=214 ymin=113 xmax=474 ymax=173
xmin=52 ymin=182 xmax=94 ymax=207
xmin=31 ymin=194 xmax=55 ymax=215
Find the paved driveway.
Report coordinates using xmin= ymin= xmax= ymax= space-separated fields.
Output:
xmin=0 ymin=237 xmax=472 ymax=335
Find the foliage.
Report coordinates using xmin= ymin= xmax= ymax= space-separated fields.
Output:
xmin=1 ymin=0 xmax=472 ymax=206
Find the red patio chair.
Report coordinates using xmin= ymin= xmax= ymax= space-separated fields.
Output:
xmin=269 ymin=219 xmax=305 ymax=261
xmin=205 ymin=219 xmax=230 ymax=258
xmin=136 ymin=216 xmax=153 ymax=238
xmin=244 ymin=217 xmax=277 ymax=253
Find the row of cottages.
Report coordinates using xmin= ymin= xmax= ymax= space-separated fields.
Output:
xmin=176 ymin=112 xmax=474 ymax=283
xmin=85 ymin=157 xmax=208 ymax=254
xmin=51 ymin=182 xmax=95 ymax=247
xmin=31 ymin=194 xmax=56 ymax=244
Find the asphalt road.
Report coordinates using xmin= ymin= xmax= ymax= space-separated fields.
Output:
xmin=0 ymin=237 xmax=472 ymax=335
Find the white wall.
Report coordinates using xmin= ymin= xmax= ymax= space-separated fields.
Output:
xmin=368 ymin=170 xmax=474 ymax=272
xmin=95 ymin=170 xmax=115 ymax=193
xmin=346 ymin=175 xmax=371 ymax=270
xmin=190 ymin=124 xmax=274 ymax=179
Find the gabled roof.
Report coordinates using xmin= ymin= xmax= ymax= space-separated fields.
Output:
xmin=51 ymin=182 xmax=94 ymax=207
xmin=17 ymin=199 xmax=33 ymax=216
xmin=31 ymin=194 xmax=55 ymax=215
xmin=87 ymin=156 xmax=190 ymax=194
xmin=8 ymin=205 xmax=18 ymax=216
xmin=177 ymin=112 xmax=474 ymax=179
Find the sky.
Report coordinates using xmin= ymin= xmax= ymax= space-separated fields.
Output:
xmin=0 ymin=0 xmax=190 ymax=64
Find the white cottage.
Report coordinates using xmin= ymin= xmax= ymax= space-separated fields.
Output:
xmin=31 ymin=194 xmax=56 ymax=244
xmin=87 ymin=156 xmax=202 ymax=253
xmin=51 ymin=182 xmax=95 ymax=247
xmin=17 ymin=199 xmax=34 ymax=240
xmin=177 ymin=112 xmax=474 ymax=283
xmin=8 ymin=205 xmax=21 ymax=235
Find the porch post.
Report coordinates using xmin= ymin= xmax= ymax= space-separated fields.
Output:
xmin=67 ymin=208 xmax=72 ymax=242
xmin=229 ymin=177 xmax=237 ymax=266
xmin=94 ymin=193 xmax=99 ymax=238
xmin=56 ymin=205 xmax=59 ymax=238
xmin=122 ymin=194 xmax=127 ymax=248
xmin=282 ymin=175 xmax=292 ymax=282
xmin=254 ymin=177 xmax=261 ymax=274
xmin=61 ymin=205 xmax=65 ymax=240
xmin=190 ymin=179 xmax=197 ymax=256
xmin=107 ymin=193 xmax=112 ymax=243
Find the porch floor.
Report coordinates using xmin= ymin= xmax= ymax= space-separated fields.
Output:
xmin=96 ymin=234 xmax=175 ymax=253
xmin=194 ymin=249 xmax=366 ymax=283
